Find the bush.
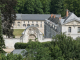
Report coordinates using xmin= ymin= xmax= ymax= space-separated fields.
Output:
xmin=1 ymin=53 xmax=25 ymax=60
xmin=14 ymin=42 xmax=27 ymax=49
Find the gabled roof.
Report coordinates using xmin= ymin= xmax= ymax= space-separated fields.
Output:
xmin=16 ymin=14 xmax=61 ymax=21
xmin=63 ymin=13 xmax=80 ymax=24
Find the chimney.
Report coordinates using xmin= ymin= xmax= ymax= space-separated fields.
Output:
xmin=59 ymin=17 xmax=62 ymax=19
xmin=54 ymin=15 xmax=56 ymax=18
xmin=66 ymin=9 xmax=68 ymax=17
xmin=51 ymin=14 xmax=53 ymax=18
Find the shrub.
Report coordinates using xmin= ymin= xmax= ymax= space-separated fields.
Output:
xmin=14 ymin=42 xmax=27 ymax=49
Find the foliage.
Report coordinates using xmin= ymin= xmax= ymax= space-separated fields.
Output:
xmin=1 ymin=0 xmax=17 ymax=38
xmin=0 ymin=53 xmax=25 ymax=60
xmin=0 ymin=8 xmax=5 ymax=53
xmin=15 ymin=0 xmax=80 ymax=17
xmin=19 ymin=33 xmax=80 ymax=60
xmin=3 ymin=33 xmax=80 ymax=60
xmin=14 ymin=42 xmax=27 ymax=49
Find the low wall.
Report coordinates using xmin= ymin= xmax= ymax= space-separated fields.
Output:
xmin=4 ymin=38 xmax=52 ymax=49
xmin=4 ymin=38 xmax=20 ymax=49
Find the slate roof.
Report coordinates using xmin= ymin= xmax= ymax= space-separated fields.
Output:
xmin=16 ymin=14 xmax=61 ymax=21
xmin=48 ymin=16 xmax=60 ymax=24
xmin=11 ymin=49 xmax=27 ymax=56
xmin=60 ymin=12 xmax=80 ymax=24
xmin=48 ymin=11 xmax=80 ymax=25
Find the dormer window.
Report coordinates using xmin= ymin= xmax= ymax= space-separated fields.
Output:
xmin=68 ymin=27 xmax=71 ymax=32
xmin=18 ymin=22 xmax=20 ymax=23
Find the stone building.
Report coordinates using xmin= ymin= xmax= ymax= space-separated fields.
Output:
xmin=45 ymin=9 xmax=80 ymax=39
xmin=13 ymin=14 xmax=61 ymax=34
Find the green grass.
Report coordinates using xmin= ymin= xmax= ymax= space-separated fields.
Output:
xmin=13 ymin=29 xmax=25 ymax=36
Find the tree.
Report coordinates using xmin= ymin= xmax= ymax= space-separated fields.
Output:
xmin=0 ymin=5 xmax=5 ymax=53
xmin=1 ymin=0 xmax=17 ymax=38
xmin=23 ymin=0 xmax=43 ymax=14
xmin=40 ymin=0 xmax=51 ymax=14
xmin=15 ymin=0 xmax=25 ymax=13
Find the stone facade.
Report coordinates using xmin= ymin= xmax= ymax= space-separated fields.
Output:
xmin=13 ymin=20 xmax=44 ymax=33
xmin=12 ymin=14 xmax=61 ymax=34
xmin=45 ymin=10 xmax=80 ymax=39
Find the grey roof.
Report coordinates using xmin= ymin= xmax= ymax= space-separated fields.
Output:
xmin=48 ymin=17 xmax=60 ymax=24
xmin=48 ymin=11 xmax=80 ymax=25
xmin=11 ymin=49 xmax=27 ymax=55
xmin=16 ymin=14 xmax=61 ymax=21
xmin=62 ymin=12 xmax=80 ymax=24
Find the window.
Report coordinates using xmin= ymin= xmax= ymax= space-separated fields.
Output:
xmin=31 ymin=24 xmax=34 ymax=26
xmin=78 ymin=27 xmax=80 ymax=33
xmin=18 ymin=24 xmax=20 ymax=26
xmin=68 ymin=27 xmax=71 ymax=32
xmin=40 ymin=24 xmax=42 ymax=27
xmin=23 ymin=24 xmax=26 ymax=27
xmin=18 ymin=22 xmax=20 ymax=23
xmin=35 ymin=24 xmax=39 ymax=27
xmin=27 ymin=24 xmax=30 ymax=26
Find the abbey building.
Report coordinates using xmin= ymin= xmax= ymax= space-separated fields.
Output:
xmin=12 ymin=14 xmax=61 ymax=34
xmin=45 ymin=9 xmax=80 ymax=39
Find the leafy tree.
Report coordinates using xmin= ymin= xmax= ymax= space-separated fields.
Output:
xmin=1 ymin=0 xmax=17 ymax=38
xmin=1 ymin=53 xmax=25 ymax=60
xmin=0 ymin=2 xmax=5 ymax=53
xmin=15 ymin=0 xmax=25 ymax=13
xmin=40 ymin=0 xmax=51 ymax=14
xmin=24 ymin=0 xmax=43 ymax=14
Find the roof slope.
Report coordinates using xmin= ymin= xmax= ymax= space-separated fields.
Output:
xmin=11 ymin=49 xmax=27 ymax=55
xmin=64 ymin=13 xmax=80 ymax=23
xmin=48 ymin=16 xmax=60 ymax=24
xmin=16 ymin=14 xmax=61 ymax=21
xmin=59 ymin=11 xmax=80 ymax=25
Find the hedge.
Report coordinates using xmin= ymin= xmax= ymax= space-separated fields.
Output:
xmin=14 ymin=42 xmax=27 ymax=49
xmin=14 ymin=42 xmax=51 ymax=49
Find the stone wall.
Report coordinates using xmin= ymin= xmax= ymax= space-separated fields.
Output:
xmin=4 ymin=38 xmax=52 ymax=49
xmin=4 ymin=38 xmax=20 ymax=49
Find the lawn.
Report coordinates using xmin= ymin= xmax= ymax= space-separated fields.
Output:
xmin=13 ymin=29 xmax=25 ymax=36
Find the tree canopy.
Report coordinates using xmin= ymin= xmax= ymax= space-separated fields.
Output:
xmin=15 ymin=0 xmax=80 ymax=16
xmin=1 ymin=0 xmax=17 ymax=38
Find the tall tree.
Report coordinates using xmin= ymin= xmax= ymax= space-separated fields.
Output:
xmin=15 ymin=0 xmax=25 ymax=13
xmin=40 ymin=0 xmax=51 ymax=14
xmin=1 ymin=0 xmax=17 ymax=38
xmin=50 ymin=0 xmax=66 ymax=16
xmin=0 ymin=3 xmax=5 ymax=53
xmin=24 ymin=0 xmax=43 ymax=14
xmin=65 ymin=0 xmax=80 ymax=16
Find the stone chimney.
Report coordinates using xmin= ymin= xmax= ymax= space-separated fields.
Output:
xmin=59 ymin=17 xmax=62 ymax=19
xmin=51 ymin=14 xmax=53 ymax=18
xmin=66 ymin=9 xmax=68 ymax=17
xmin=54 ymin=15 xmax=56 ymax=18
